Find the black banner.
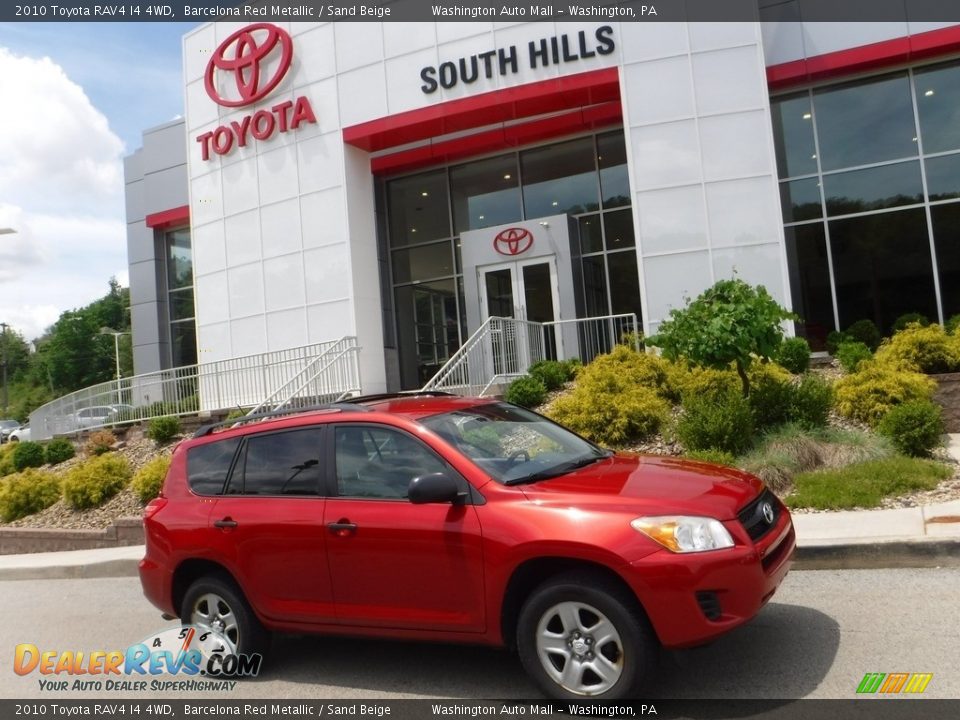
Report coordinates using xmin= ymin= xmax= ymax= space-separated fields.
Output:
xmin=7 ymin=0 xmax=960 ymax=23
xmin=2 ymin=700 xmax=959 ymax=720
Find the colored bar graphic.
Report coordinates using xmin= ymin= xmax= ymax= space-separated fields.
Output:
xmin=857 ymin=672 xmax=932 ymax=694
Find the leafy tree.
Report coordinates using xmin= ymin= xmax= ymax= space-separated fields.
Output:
xmin=648 ymin=279 xmax=795 ymax=397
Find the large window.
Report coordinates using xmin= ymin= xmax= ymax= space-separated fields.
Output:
xmin=165 ymin=228 xmax=197 ymax=367
xmin=772 ymin=61 xmax=960 ymax=342
xmin=384 ymin=130 xmax=639 ymax=389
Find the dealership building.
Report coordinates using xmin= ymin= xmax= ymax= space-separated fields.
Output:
xmin=124 ymin=17 xmax=960 ymax=397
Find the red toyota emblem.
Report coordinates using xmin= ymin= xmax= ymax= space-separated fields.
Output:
xmin=205 ymin=23 xmax=293 ymax=108
xmin=493 ymin=228 xmax=534 ymax=256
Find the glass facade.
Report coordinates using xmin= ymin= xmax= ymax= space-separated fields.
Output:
xmin=165 ymin=228 xmax=197 ymax=367
xmin=383 ymin=130 xmax=640 ymax=389
xmin=773 ymin=61 xmax=960 ymax=346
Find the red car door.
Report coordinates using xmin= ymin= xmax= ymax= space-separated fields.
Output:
xmin=206 ymin=426 xmax=335 ymax=624
xmin=323 ymin=423 xmax=486 ymax=633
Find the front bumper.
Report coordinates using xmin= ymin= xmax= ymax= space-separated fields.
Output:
xmin=625 ymin=509 xmax=795 ymax=648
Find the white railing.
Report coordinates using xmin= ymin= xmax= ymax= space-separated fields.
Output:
xmin=421 ymin=313 xmax=640 ymax=397
xmin=27 ymin=338 xmax=361 ymax=441
xmin=246 ymin=337 xmax=362 ymax=416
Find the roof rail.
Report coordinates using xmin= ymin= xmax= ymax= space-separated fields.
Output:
xmin=192 ymin=401 xmax=371 ymax=438
xmin=346 ymin=390 xmax=456 ymax=404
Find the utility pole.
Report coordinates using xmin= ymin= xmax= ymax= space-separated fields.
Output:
xmin=0 ymin=322 xmax=8 ymax=413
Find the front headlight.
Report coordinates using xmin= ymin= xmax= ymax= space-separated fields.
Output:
xmin=631 ymin=516 xmax=734 ymax=553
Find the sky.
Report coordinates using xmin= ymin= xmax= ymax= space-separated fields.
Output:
xmin=0 ymin=22 xmax=199 ymax=342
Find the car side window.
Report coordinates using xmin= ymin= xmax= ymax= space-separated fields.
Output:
xmin=187 ymin=438 xmax=242 ymax=495
xmin=335 ymin=426 xmax=448 ymax=500
xmin=226 ymin=428 xmax=325 ymax=496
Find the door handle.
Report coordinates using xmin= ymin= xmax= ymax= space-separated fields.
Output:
xmin=213 ymin=518 xmax=238 ymax=529
xmin=327 ymin=520 xmax=357 ymax=537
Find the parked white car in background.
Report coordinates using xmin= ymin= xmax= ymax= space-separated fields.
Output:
xmin=7 ymin=426 xmax=30 ymax=442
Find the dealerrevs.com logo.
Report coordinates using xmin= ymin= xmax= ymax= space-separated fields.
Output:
xmin=196 ymin=23 xmax=317 ymax=161
xmin=13 ymin=625 xmax=261 ymax=692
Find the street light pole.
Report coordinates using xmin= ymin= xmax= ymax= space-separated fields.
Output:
xmin=99 ymin=328 xmax=128 ymax=381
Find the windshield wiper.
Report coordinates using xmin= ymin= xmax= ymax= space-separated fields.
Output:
xmin=504 ymin=451 xmax=612 ymax=486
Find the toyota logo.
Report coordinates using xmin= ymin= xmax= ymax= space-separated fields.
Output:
xmin=761 ymin=502 xmax=775 ymax=524
xmin=205 ymin=23 xmax=293 ymax=108
xmin=493 ymin=228 xmax=534 ymax=256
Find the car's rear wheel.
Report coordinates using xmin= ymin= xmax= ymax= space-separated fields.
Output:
xmin=517 ymin=572 xmax=657 ymax=699
xmin=181 ymin=576 xmax=270 ymax=662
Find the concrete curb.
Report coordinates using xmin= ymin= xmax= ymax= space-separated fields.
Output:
xmin=0 ymin=558 xmax=141 ymax=581
xmin=793 ymin=538 xmax=960 ymax=570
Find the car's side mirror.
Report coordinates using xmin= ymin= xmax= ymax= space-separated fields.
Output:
xmin=408 ymin=472 xmax=464 ymax=505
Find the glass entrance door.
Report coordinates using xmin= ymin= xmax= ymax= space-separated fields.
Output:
xmin=478 ymin=258 xmax=561 ymax=372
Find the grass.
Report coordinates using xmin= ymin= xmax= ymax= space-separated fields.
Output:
xmin=784 ymin=456 xmax=953 ymax=510
xmin=737 ymin=423 xmax=894 ymax=494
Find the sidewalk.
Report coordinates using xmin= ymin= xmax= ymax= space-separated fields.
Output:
xmin=1 ymin=436 xmax=959 ymax=580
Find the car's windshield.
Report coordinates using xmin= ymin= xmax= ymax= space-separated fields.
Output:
xmin=0 ymin=420 xmax=18 ymax=430
xmin=421 ymin=403 xmax=610 ymax=485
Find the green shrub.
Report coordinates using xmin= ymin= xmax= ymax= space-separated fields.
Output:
xmin=684 ymin=449 xmax=737 ymax=467
xmin=786 ymin=457 xmax=951 ymax=510
xmin=826 ymin=330 xmax=851 ymax=355
xmin=748 ymin=371 xmax=793 ymax=431
xmin=836 ymin=341 xmax=872 ymax=373
xmin=877 ymin=400 xmax=944 ymax=457
xmin=787 ymin=374 xmax=832 ymax=429
xmin=668 ymin=364 xmax=740 ymax=403
xmin=44 ymin=439 xmax=75 ymax=466
xmin=225 ymin=408 xmax=248 ymax=421
xmin=946 ymin=315 xmax=960 ymax=335
xmin=62 ymin=454 xmax=132 ymax=510
xmin=527 ymin=360 xmax=568 ymax=392
xmin=775 ymin=337 xmax=811 ymax=374
xmin=891 ymin=313 xmax=930 ymax=334
xmin=676 ymin=387 xmax=755 ymax=455
xmin=84 ymin=429 xmax=117 ymax=456
xmin=0 ymin=469 xmax=61 ymax=522
xmin=12 ymin=441 xmax=45 ymax=472
xmin=833 ymin=362 xmax=936 ymax=426
xmin=131 ymin=456 xmax=172 ymax=503
xmin=873 ymin=323 xmax=960 ymax=374
xmin=560 ymin=358 xmax=582 ymax=380
xmin=845 ymin=319 xmax=882 ymax=351
xmin=148 ymin=416 xmax=182 ymax=444
xmin=504 ymin=375 xmax=547 ymax=408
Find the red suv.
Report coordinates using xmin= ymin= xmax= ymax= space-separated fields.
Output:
xmin=140 ymin=393 xmax=794 ymax=699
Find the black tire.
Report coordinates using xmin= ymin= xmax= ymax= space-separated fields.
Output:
xmin=516 ymin=572 xmax=657 ymax=700
xmin=180 ymin=575 xmax=271 ymax=666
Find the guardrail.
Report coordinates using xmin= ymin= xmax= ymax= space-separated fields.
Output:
xmin=421 ymin=313 xmax=639 ymax=396
xmin=27 ymin=338 xmax=360 ymax=441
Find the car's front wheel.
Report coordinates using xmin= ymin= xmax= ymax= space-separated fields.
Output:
xmin=517 ymin=572 xmax=657 ymax=699
xmin=181 ymin=575 xmax=270 ymax=662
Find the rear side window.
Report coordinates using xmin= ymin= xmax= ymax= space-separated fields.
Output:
xmin=227 ymin=428 xmax=324 ymax=496
xmin=187 ymin=438 xmax=241 ymax=495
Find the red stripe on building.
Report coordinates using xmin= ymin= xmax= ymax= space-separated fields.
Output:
xmin=145 ymin=205 xmax=190 ymax=230
xmin=767 ymin=24 xmax=960 ymax=90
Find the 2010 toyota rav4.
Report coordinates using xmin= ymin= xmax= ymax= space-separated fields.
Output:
xmin=140 ymin=393 xmax=795 ymax=699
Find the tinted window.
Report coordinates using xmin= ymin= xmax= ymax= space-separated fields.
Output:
xmin=770 ymin=93 xmax=817 ymax=179
xmin=229 ymin=428 xmax=324 ymax=496
xmin=915 ymin=61 xmax=960 ymax=154
xmin=784 ymin=223 xmax=835 ymax=349
xmin=450 ymin=154 xmax=521 ymax=234
xmin=187 ymin=438 xmax=241 ymax=495
xmin=335 ymin=426 xmax=448 ymax=500
xmin=387 ymin=170 xmax=451 ymax=247
xmin=521 ymin=137 xmax=599 ymax=217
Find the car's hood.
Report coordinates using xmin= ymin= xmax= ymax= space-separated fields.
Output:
xmin=518 ymin=454 xmax=763 ymax=520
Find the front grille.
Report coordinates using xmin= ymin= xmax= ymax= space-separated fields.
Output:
xmin=696 ymin=591 xmax=722 ymax=621
xmin=738 ymin=489 xmax=780 ymax=541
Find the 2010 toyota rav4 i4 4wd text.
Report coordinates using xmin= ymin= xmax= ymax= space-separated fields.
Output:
xmin=140 ymin=392 xmax=795 ymax=699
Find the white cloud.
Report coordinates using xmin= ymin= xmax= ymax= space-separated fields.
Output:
xmin=0 ymin=48 xmax=127 ymax=343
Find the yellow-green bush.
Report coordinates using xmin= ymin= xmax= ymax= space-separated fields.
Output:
xmin=131 ymin=456 xmax=171 ymax=504
xmin=547 ymin=347 xmax=671 ymax=445
xmin=0 ymin=469 xmax=61 ymax=522
xmin=549 ymin=385 xmax=670 ymax=446
xmin=666 ymin=360 xmax=791 ymax=402
xmin=0 ymin=444 xmax=16 ymax=478
xmin=873 ymin=323 xmax=960 ymax=374
xmin=833 ymin=362 xmax=937 ymax=426
xmin=62 ymin=454 xmax=132 ymax=510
